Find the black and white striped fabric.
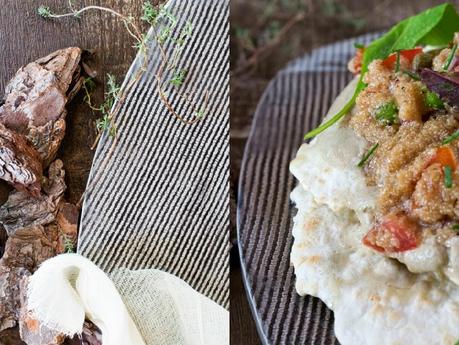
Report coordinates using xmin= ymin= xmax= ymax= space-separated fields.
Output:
xmin=238 ymin=33 xmax=381 ymax=344
xmin=78 ymin=0 xmax=229 ymax=309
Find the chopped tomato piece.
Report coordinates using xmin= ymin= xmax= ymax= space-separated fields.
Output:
xmin=382 ymin=48 xmax=423 ymax=70
xmin=363 ymin=214 xmax=420 ymax=253
xmin=428 ymin=146 xmax=457 ymax=170
xmin=400 ymin=48 xmax=423 ymax=61
xmin=353 ymin=48 xmax=364 ymax=74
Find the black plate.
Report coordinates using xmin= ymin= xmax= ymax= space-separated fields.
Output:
xmin=237 ymin=33 xmax=380 ymax=345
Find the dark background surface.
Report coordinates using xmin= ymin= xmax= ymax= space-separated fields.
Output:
xmin=0 ymin=0 xmax=151 ymax=343
xmin=230 ymin=0 xmax=459 ymax=344
xmin=0 ymin=0 xmax=458 ymax=344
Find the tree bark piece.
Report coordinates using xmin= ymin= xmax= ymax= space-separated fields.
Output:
xmin=0 ymin=124 xmax=42 ymax=197
xmin=0 ymin=48 xmax=83 ymax=166
xmin=0 ymin=160 xmax=66 ymax=236
xmin=0 ymin=160 xmax=78 ymax=340
xmin=0 ymin=47 xmax=86 ymax=344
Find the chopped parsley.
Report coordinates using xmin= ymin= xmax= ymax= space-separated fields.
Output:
xmin=375 ymin=101 xmax=398 ymax=125
xmin=424 ymin=90 xmax=444 ymax=110
xmin=444 ymin=165 xmax=453 ymax=188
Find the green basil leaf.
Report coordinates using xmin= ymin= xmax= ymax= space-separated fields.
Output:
xmin=304 ymin=3 xmax=459 ymax=140
xmin=362 ymin=4 xmax=459 ymax=75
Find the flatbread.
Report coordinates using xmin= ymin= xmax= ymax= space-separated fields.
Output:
xmin=290 ymin=79 xmax=459 ymax=345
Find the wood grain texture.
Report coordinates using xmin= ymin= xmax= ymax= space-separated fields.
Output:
xmin=0 ymin=0 xmax=151 ymax=204
xmin=0 ymin=0 xmax=151 ymax=342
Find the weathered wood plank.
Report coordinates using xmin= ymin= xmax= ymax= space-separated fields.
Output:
xmin=0 ymin=1 xmax=147 ymax=342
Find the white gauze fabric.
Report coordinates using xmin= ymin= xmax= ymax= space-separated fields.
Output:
xmin=26 ymin=254 xmax=229 ymax=345
xmin=26 ymin=254 xmax=146 ymax=345
xmin=110 ymin=269 xmax=229 ymax=345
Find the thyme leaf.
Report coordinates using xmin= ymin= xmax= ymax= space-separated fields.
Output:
xmin=170 ymin=69 xmax=188 ymax=87
xmin=37 ymin=6 xmax=52 ymax=18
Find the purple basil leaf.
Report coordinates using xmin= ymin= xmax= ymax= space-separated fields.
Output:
xmin=421 ymin=68 xmax=459 ymax=107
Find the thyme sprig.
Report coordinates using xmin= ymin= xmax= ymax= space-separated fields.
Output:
xmin=63 ymin=234 xmax=75 ymax=253
xmin=83 ymin=74 xmax=120 ymax=140
xmin=38 ymin=0 xmax=208 ymax=134
xmin=38 ymin=1 xmax=209 ymax=207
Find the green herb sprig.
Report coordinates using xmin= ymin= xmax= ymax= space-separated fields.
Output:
xmin=357 ymin=143 xmax=379 ymax=168
xmin=63 ymin=234 xmax=75 ymax=254
xmin=402 ymin=70 xmax=421 ymax=80
xmin=304 ymin=4 xmax=459 ymax=140
xmin=424 ymin=90 xmax=444 ymax=110
xmin=443 ymin=130 xmax=459 ymax=145
xmin=443 ymin=44 xmax=458 ymax=70
xmin=37 ymin=6 xmax=52 ymax=18
xmin=82 ymin=75 xmax=119 ymax=139
xmin=38 ymin=1 xmax=208 ymax=134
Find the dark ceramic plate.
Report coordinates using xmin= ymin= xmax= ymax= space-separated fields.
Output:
xmin=237 ymin=33 xmax=380 ymax=345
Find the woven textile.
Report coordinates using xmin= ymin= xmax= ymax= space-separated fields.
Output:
xmin=238 ymin=33 xmax=382 ymax=344
xmin=78 ymin=0 xmax=229 ymax=309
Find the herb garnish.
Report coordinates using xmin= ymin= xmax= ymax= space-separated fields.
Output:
xmin=402 ymin=70 xmax=421 ymax=80
xmin=38 ymin=1 xmax=208 ymax=135
xmin=354 ymin=43 xmax=365 ymax=49
xmin=375 ymin=101 xmax=398 ymax=125
xmin=304 ymin=82 xmax=365 ymax=140
xmin=304 ymin=4 xmax=459 ymax=140
xmin=444 ymin=165 xmax=453 ymax=188
xmin=424 ymin=90 xmax=444 ymax=110
xmin=170 ymin=69 xmax=188 ymax=87
xmin=442 ymin=130 xmax=459 ymax=145
xmin=453 ymin=224 xmax=459 ymax=231
xmin=63 ymin=234 xmax=75 ymax=253
xmin=357 ymin=143 xmax=379 ymax=168
xmin=443 ymin=43 xmax=458 ymax=70
xmin=82 ymin=74 xmax=120 ymax=140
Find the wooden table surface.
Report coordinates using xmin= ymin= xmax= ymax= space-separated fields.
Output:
xmin=0 ymin=0 xmax=153 ymax=343
xmin=1 ymin=0 xmax=459 ymax=344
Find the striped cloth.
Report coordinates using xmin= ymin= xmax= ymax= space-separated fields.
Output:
xmin=78 ymin=0 xmax=229 ymax=309
xmin=238 ymin=32 xmax=381 ymax=344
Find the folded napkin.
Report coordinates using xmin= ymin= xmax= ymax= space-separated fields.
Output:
xmin=26 ymin=254 xmax=229 ymax=345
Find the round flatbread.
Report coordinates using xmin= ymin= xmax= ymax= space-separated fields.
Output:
xmin=290 ymin=79 xmax=459 ymax=345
